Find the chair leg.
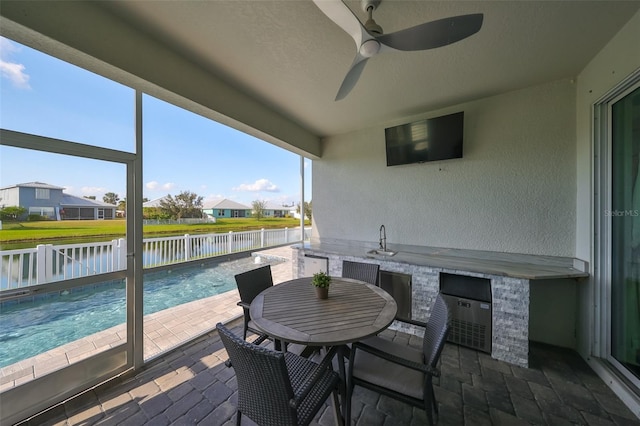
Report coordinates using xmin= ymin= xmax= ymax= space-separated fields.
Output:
xmin=345 ymin=382 xmax=353 ymax=426
xmin=337 ymin=347 xmax=349 ymax=421
xmin=331 ymin=390 xmax=345 ymax=426
xmin=236 ymin=410 xmax=242 ymax=426
xmin=432 ymin=383 xmax=439 ymax=420
xmin=425 ymin=381 xmax=435 ymax=426
xmin=345 ymin=346 xmax=356 ymax=426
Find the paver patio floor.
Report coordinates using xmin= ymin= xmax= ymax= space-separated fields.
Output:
xmin=5 ymin=246 xmax=639 ymax=425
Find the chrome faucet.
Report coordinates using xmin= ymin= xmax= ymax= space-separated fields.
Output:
xmin=379 ymin=225 xmax=386 ymax=251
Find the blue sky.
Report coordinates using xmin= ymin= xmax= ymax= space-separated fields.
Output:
xmin=0 ymin=36 xmax=311 ymax=207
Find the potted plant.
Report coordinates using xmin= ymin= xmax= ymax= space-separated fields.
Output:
xmin=312 ymin=271 xmax=331 ymax=299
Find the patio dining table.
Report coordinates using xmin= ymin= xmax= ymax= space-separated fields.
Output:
xmin=249 ymin=276 xmax=397 ymax=424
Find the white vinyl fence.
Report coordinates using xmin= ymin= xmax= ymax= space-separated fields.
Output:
xmin=1 ymin=227 xmax=311 ymax=290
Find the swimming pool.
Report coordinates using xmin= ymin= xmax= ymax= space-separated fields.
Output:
xmin=0 ymin=256 xmax=283 ymax=368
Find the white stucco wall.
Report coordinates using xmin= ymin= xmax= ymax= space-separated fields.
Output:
xmin=314 ymin=79 xmax=576 ymax=256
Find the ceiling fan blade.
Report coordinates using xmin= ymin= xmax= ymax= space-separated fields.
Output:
xmin=312 ymin=0 xmax=368 ymax=47
xmin=335 ymin=56 xmax=369 ymax=101
xmin=377 ymin=13 xmax=484 ymax=51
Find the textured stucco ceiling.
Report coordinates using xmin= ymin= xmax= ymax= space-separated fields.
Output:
xmin=99 ymin=0 xmax=639 ymax=136
xmin=1 ymin=1 xmax=639 ymax=142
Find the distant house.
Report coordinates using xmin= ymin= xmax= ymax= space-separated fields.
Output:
xmin=289 ymin=206 xmax=303 ymax=220
xmin=202 ymin=199 xmax=251 ymax=218
xmin=142 ymin=197 xmax=166 ymax=208
xmin=263 ymin=202 xmax=293 ymax=218
xmin=0 ymin=181 xmax=117 ymax=220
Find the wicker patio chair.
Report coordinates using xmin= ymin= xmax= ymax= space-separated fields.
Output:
xmin=216 ymin=323 xmax=342 ymax=426
xmin=346 ymin=294 xmax=451 ymax=426
xmin=234 ymin=265 xmax=274 ymax=341
xmin=341 ymin=260 xmax=380 ymax=286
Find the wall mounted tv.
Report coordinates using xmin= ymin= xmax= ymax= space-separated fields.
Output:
xmin=385 ymin=111 xmax=464 ymax=166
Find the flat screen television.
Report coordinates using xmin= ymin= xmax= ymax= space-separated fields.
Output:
xmin=385 ymin=111 xmax=464 ymax=166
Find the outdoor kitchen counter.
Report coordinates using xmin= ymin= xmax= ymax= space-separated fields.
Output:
xmin=294 ymin=241 xmax=588 ymax=368
xmin=294 ymin=241 xmax=589 ymax=280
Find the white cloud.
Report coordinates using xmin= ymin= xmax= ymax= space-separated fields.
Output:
xmin=233 ymin=178 xmax=279 ymax=193
xmin=0 ymin=37 xmax=31 ymax=89
xmin=81 ymin=186 xmax=108 ymax=198
xmin=146 ymin=181 xmax=176 ymax=192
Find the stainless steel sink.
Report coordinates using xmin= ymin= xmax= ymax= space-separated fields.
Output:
xmin=366 ymin=249 xmax=397 ymax=257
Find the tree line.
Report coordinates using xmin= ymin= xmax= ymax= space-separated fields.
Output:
xmin=0 ymin=190 xmax=312 ymax=222
xmin=96 ymin=191 xmax=204 ymax=220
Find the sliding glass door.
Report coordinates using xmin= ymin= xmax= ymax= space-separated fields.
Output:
xmin=609 ymin=84 xmax=640 ymax=380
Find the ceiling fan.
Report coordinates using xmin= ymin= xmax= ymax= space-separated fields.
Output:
xmin=312 ymin=0 xmax=484 ymax=101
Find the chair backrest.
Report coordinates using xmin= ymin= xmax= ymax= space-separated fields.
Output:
xmin=422 ymin=294 xmax=451 ymax=368
xmin=235 ymin=264 xmax=273 ymax=305
xmin=216 ymin=323 xmax=298 ymax=425
xmin=342 ymin=260 xmax=380 ymax=286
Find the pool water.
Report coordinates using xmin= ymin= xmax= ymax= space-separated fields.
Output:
xmin=0 ymin=257 xmax=281 ymax=368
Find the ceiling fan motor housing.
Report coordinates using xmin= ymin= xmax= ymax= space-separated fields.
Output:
xmin=365 ymin=18 xmax=383 ymax=35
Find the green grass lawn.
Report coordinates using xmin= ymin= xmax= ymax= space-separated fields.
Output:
xmin=0 ymin=218 xmax=309 ymax=246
